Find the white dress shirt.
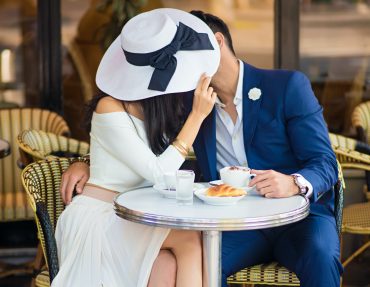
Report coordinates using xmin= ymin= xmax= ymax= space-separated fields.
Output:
xmin=215 ymin=60 xmax=247 ymax=171
xmin=215 ymin=60 xmax=313 ymax=197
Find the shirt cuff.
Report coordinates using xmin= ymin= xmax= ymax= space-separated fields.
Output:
xmin=292 ymin=173 xmax=313 ymax=198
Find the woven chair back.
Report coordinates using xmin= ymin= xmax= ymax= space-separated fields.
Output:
xmin=0 ymin=108 xmax=69 ymax=221
xmin=329 ymin=132 xmax=370 ymax=171
xmin=21 ymin=158 xmax=70 ymax=276
xmin=329 ymin=133 xmax=356 ymax=150
xmin=18 ymin=129 xmax=89 ymax=165
xmin=352 ymin=101 xmax=370 ymax=144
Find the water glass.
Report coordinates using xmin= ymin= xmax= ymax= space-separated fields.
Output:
xmin=176 ymin=170 xmax=195 ymax=205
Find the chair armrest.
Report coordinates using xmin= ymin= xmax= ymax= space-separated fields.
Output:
xmin=35 ymin=202 xmax=60 ymax=282
xmin=333 ymin=146 xmax=370 ymax=170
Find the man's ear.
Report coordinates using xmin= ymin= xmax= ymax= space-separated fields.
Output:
xmin=214 ymin=32 xmax=225 ymax=49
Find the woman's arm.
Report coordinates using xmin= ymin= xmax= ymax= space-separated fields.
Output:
xmin=60 ymin=75 xmax=216 ymax=204
xmin=92 ymin=75 xmax=216 ymax=182
xmin=176 ymin=75 xmax=216 ymax=149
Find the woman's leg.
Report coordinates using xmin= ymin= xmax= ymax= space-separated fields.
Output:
xmin=162 ymin=230 xmax=202 ymax=287
xmin=148 ymin=250 xmax=177 ymax=287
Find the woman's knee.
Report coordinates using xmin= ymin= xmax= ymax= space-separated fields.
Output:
xmin=148 ymin=250 xmax=177 ymax=287
xmin=182 ymin=230 xmax=201 ymax=242
xmin=164 ymin=230 xmax=202 ymax=252
xmin=179 ymin=230 xmax=201 ymax=248
xmin=155 ymin=250 xmax=177 ymax=274
xmin=157 ymin=250 xmax=177 ymax=267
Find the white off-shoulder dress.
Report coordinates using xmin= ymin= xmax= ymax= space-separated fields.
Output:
xmin=51 ymin=112 xmax=185 ymax=287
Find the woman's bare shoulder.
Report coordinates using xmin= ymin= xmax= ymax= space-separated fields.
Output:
xmin=95 ymin=96 xmax=125 ymax=114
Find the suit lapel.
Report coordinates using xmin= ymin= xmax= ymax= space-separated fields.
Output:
xmin=242 ymin=63 xmax=263 ymax=155
xmin=188 ymin=63 xmax=263 ymax=180
xmin=193 ymin=109 xmax=217 ymax=181
xmin=184 ymin=93 xmax=217 ymax=181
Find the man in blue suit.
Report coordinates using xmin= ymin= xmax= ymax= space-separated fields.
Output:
xmin=61 ymin=10 xmax=342 ymax=287
xmin=188 ymin=10 xmax=342 ymax=287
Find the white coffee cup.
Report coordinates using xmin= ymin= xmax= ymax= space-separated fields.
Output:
xmin=220 ymin=166 xmax=255 ymax=188
xmin=164 ymin=172 xmax=177 ymax=190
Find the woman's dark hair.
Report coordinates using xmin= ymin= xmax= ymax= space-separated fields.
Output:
xmin=190 ymin=10 xmax=235 ymax=55
xmin=85 ymin=92 xmax=187 ymax=155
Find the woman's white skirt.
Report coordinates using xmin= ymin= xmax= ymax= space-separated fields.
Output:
xmin=51 ymin=195 xmax=170 ymax=287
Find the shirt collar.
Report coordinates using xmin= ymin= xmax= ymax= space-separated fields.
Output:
xmin=215 ymin=97 xmax=226 ymax=108
xmin=233 ymin=60 xmax=244 ymax=106
xmin=215 ymin=60 xmax=244 ymax=108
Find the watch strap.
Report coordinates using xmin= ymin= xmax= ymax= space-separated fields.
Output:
xmin=292 ymin=174 xmax=308 ymax=195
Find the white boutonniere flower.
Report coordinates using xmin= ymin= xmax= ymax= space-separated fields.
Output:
xmin=248 ymin=87 xmax=262 ymax=101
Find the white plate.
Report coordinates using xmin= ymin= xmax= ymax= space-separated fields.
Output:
xmin=153 ymin=183 xmax=205 ymax=199
xmin=194 ymin=188 xmax=246 ymax=206
xmin=209 ymin=180 xmax=255 ymax=192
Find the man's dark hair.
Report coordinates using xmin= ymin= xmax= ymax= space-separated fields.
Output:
xmin=190 ymin=10 xmax=235 ymax=55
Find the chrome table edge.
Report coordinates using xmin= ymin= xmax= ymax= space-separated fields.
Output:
xmin=114 ymin=195 xmax=310 ymax=231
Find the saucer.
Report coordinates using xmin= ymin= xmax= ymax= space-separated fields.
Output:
xmin=209 ymin=180 xmax=255 ymax=192
xmin=153 ymin=183 xmax=205 ymax=199
xmin=194 ymin=188 xmax=246 ymax=206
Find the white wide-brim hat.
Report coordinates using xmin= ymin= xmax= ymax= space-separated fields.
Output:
xmin=96 ymin=8 xmax=220 ymax=101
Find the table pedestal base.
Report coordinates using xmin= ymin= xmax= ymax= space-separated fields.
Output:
xmin=203 ymin=230 xmax=222 ymax=287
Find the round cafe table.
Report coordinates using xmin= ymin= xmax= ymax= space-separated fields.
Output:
xmin=0 ymin=139 xmax=10 ymax=159
xmin=114 ymin=185 xmax=309 ymax=287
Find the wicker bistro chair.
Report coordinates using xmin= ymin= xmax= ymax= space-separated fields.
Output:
xmin=329 ymin=133 xmax=357 ymax=151
xmin=330 ymin=132 xmax=370 ymax=200
xmin=17 ymin=130 xmax=89 ymax=283
xmin=0 ymin=109 xmax=69 ymax=281
xmin=329 ymin=143 xmax=370 ymax=268
xmin=227 ymin=162 xmax=345 ymax=287
xmin=17 ymin=129 xmax=90 ymax=166
xmin=21 ymin=158 xmax=73 ymax=286
xmin=352 ymin=101 xmax=370 ymax=144
xmin=0 ymin=108 xmax=69 ymax=222
xmin=34 ymin=269 xmax=50 ymax=287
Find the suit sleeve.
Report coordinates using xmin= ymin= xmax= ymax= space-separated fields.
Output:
xmin=284 ymin=71 xmax=338 ymax=202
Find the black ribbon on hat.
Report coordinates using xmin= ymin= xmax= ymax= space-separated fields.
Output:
xmin=122 ymin=22 xmax=214 ymax=92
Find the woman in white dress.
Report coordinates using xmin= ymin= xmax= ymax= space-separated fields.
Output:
xmin=51 ymin=8 xmax=220 ymax=287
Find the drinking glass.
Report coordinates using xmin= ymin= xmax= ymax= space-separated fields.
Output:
xmin=176 ymin=170 xmax=195 ymax=205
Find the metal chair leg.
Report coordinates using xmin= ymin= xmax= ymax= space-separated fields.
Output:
xmin=342 ymin=240 xmax=370 ymax=267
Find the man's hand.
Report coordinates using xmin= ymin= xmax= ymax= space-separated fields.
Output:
xmin=60 ymin=162 xmax=90 ymax=205
xmin=249 ymin=169 xmax=299 ymax=198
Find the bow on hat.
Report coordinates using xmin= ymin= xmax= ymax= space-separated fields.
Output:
xmin=123 ymin=22 xmax=214 ymax=92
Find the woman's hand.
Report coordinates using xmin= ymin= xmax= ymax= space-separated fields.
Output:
xmin=60 ymin=162 xmax=90 ymax=204
xmin=191 ymin=74 xmax=217 ymax=120
xmin=173 ymin=74 xmax=217 ymax=154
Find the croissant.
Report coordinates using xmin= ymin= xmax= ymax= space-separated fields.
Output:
xmin=206 ymin=184 xmax=246 ymax=197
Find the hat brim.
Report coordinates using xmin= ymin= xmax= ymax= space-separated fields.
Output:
xmin=96 ymin=8 xmax=220 ymax=101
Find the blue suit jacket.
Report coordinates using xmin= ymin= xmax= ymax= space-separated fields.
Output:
xmin=185 ymin=62 xmax=338 ymax=218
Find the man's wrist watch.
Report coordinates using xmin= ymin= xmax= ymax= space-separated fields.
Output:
xmin=292 ymin=175 xmax=309 ymax=195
